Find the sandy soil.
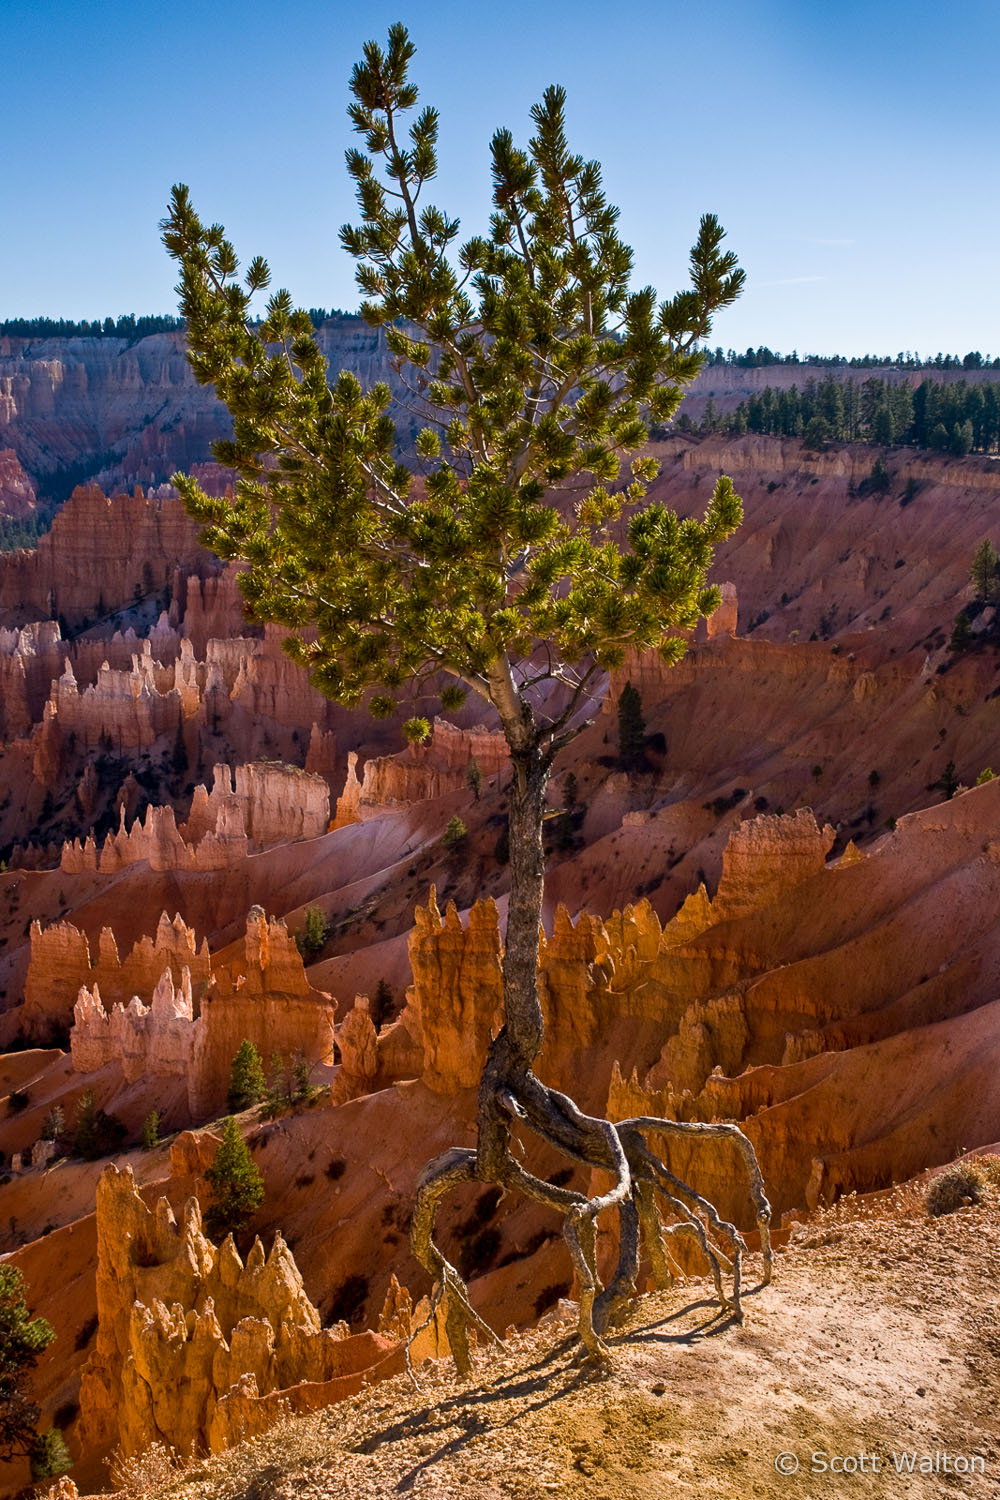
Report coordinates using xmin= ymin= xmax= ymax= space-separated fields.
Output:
xmin=135 ymin=1178 xmax=1000 ymax=1500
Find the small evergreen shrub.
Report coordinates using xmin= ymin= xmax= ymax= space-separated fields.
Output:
xmin=227 ymin=1040 xmax=266 ymax=1112
xmin=296 ymin=906 xmax=329 ymax=960
xmin=204 ymin=1117 xmax=264 ymax=1242
xmin=140 ymin=1110 xmax=161 ymax=1151
xmin=442 ymin=815 xmax=467 ymax=850
xmin=29 ymin=1427 xmax=73 ymax=1481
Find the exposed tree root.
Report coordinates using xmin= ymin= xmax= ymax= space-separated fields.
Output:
xmin=410 ymin=1067 xmax=773 ymax=1374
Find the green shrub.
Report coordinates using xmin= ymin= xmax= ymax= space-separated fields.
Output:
xmin=71 ymin=1090 xmax=126 ymax=1159
xmin=29 ymin=1427 xmax=73 ymax=1481
xmin=442 ymin=815 xmax=467 ymax=850
xmin=140 ymin=1110 xmax=161 ymax=1151
xmin=926 ymin=1163 xmax=985 ymax=1217
xmin=0 ymin=1264 xmax=56 ymax=1458
xmin=371 ymin=978 xmax=394 ymax=1031
xmin=296 ymin=906 xmax=329 ymax=960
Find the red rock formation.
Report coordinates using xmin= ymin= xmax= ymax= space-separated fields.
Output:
xmin=0 ymin=620 xmax=64 ymax=735
xmin=0 ymin=484 xmax=207 ymax=629
xmin=334 ymin=718 xmax=507 ymax=825
xmin=706 ymin=580 xmax=738 ymax=638
xmin=332 ymin=998 xmax=380 ymax=1103
xmin=0 ymin=320 xmax=399 ymax=502
xmin=23 ymin=911 xmax=211 ymax=1041
xmin=305 ymin=722 xmax=338 ymax=788
xmin=0 ymin=448 xmax=36 ymax=520
xmin=400 ymin=892 xmax=504 ymax=1092
xmin=182 ymin=762 xmax=329 ymax=849
xmin=78 ymin=1162 xmax=403 ymax=1461
xmin=710 ymin=807 xmax=835 ymax=924
xmin=61 ymin=801 xmax=247 ymax=875
xmin=45 ymin=652 xmax=183 ymax=756
xmin=179 ymin=565 xmax=250 ymax=655
xmin=68 ymin=909 xmax=336 ymax=1117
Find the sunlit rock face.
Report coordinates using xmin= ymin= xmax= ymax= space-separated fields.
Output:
xmin=77 ymin=1162 xmax=402 ymax=1461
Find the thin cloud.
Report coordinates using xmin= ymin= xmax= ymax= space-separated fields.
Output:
xmin=755 ymin=275 xmax=827 ymax=287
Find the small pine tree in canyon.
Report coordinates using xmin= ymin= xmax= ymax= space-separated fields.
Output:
xmin=0 ymin=1266 xmax=56 ymax=1461
xmin=204 ymin=1117 xmax=265 ymax=1243
xmin=162 ymin=24 xmax=772 ymax=1367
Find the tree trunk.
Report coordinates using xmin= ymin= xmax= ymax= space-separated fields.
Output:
xmin=412 ymin=697 xmax=773 ymax=1372
xmin=477 ymin=735 xmax=550 ymax=1179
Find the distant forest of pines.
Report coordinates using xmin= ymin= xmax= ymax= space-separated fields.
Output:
xmin=0 ymin=310 xmax=353 ymax=341
xmin=685 ymin=374 xmax=999 ymax=456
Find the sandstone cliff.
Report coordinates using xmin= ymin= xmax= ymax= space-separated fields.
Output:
xmin=0 ymin=448 xmax=36 ymax=520
xmin=78 ymin=1162 xmax=402 ymax=1461
xmin=0 ymin=484 xmax=207 ymax=629
xmin=334 ymin=718 xmax=508 ymax=825
xmin=0 ymin=319 xmax=402 ymax=500
xmin=67 ymin=908 xmax=336 ymax=1117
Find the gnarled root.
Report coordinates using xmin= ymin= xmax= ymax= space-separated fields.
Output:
xmin=409 ymin=1072 xmax=773 ymax=1373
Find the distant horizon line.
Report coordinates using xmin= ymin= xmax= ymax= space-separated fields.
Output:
xmin=0 ymin=313 xmax=996 ymax=370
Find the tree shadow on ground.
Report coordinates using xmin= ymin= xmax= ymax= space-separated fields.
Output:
xmin=353 ymin=1284 xmax=763 ymax=1491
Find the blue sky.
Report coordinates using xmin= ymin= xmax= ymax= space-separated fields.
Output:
xmin=4 ymin=0 xmax=998 ymax=357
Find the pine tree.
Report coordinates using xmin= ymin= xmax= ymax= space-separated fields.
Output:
xmin=466 ymin=761 xmax=482 ymax=801
xmin=292 ymin=1053 xmax=311 ymax=1099
xmin=296 ymin=907 xmax=328 ymax=960
xmin=140 ymin=1110 xmax=161 ymax=1150
xmin=227 ymin=1040 xmax=266 ymax=1112
xmin=970 ymin=539 xmax=999 ymax=601
xmin=29 ymin=1427 xmax=73 ymax=1481
xmin=372 ymin=978 xmax=394 ymax=1031
xmin=0 ymin=1265 xmax=56 ymax=1460
xmin=442 ymin=815 xmax=467 ymax=849
xmin=40 ymin=1105 xmax=63 ymax=1142
xmin=71 ymin=1090 xmax=98 ymax=1158
xmin=71 ymin=1090 xmax=125 ymax=1159
xmin=950 ymin=609 xmax=973 ymax=651
xmin=930 ymin=760 xmax=960 ymax=800
xmin=204 ymin=1117 xmax=264 ymax=1242
xmin=161 ymin=24 xmax=768 ymax=1367
xmin=616 ymin=680 xmax=646 ymax=769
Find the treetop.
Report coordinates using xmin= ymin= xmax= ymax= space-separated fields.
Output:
xmin=161 ymin=24 xmax=743 ymax=751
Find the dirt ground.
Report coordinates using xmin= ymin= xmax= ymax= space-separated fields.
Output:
xmin=125 ymin=1174 xmax=1000 ymax=1500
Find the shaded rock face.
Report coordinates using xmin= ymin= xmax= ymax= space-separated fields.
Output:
xmin=55 ymin=761 xmax=329 ymax=874
xmin=0 ymin=447 xmax=36 ymax=520
xmin=78 ymin=1162 xmax=401 ymax=1461
xmin=24 ymin=909 xmax=210 ymax=1040
xmin=12 ymin=751 xmax=330 ymax=876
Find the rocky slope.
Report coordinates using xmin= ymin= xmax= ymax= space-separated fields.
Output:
xmin=79 ymin=1171 xmax=1000 ymax=1500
